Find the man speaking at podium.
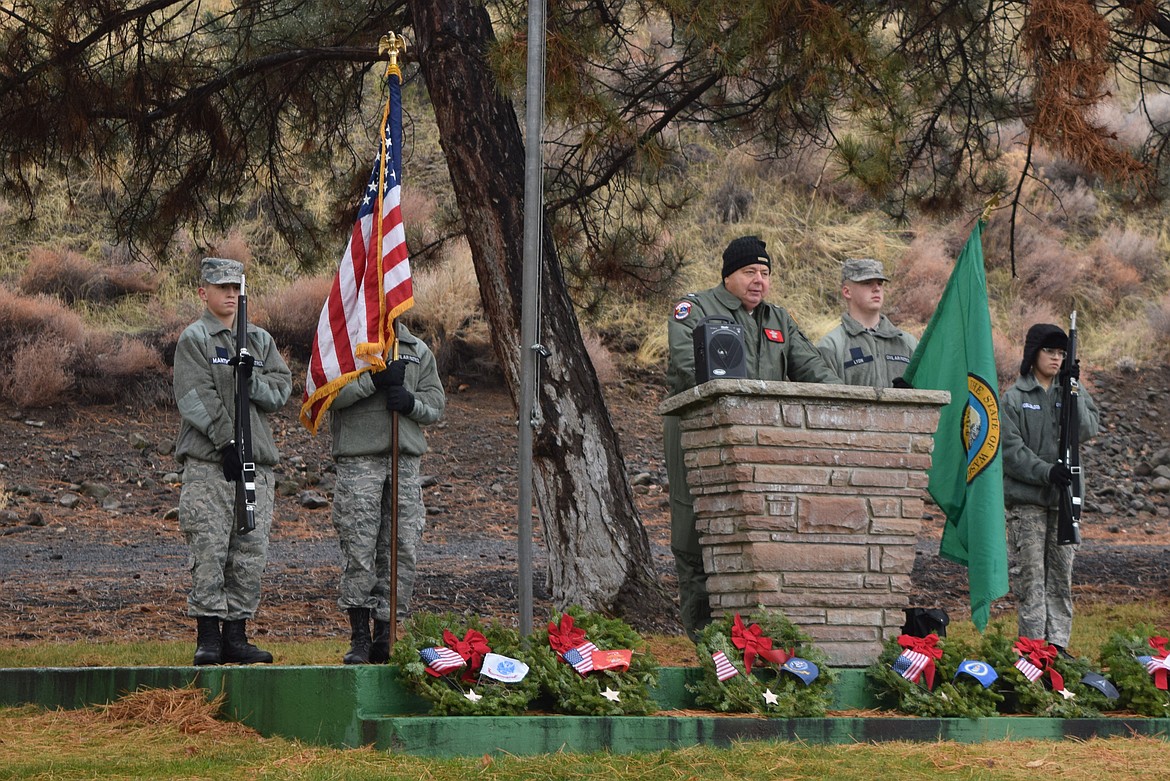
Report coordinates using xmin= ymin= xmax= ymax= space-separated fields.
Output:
xmin=664 ymin=235 xmax=840 ymax=640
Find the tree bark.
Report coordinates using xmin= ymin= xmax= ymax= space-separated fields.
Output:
xmin=408 ymin=0 xmax=676 ymax=630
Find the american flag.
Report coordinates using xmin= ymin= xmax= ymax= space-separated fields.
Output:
xmin=1015 ymin=656 xmax=1043 ymax=682
xmin=562 ymin=642 xmax=599 ymax=675
xmin=892 ymin=649 xmax=931 ymax=683
xmin=420 ymin=646 xmax=465 ymax=676
xmin=712 ymin=650 xmax=738 ymax=681
xmin=300 ymin=65 xmax=414 ymax=433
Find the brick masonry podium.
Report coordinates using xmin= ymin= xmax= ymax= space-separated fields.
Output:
xmin=659 ymin=379 xmax=950 ymax=666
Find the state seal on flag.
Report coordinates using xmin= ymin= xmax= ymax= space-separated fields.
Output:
xmin=963 ymin=372 xmax=1000 ymax=483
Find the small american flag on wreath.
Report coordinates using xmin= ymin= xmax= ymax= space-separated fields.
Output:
xmin=420 ymin=646 xmax=465 ymax=676
xmin=712 ymin=650 xmax=738 ymax=681
xmin=892 ymin=648 xmax=931 ymax=683
xmin=562 ymin=642 xmax=599 ymax=676
xmin=1014 ymin=656 xmax=1043 ymax=682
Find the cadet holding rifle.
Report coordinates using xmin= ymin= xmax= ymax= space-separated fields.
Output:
xmin=173 ymin=258 xmax=292 ymax=666
xmin=1001 ymin=321 xmax=1099 ymax=658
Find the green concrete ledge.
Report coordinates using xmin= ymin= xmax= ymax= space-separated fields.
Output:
xmin=2 ymin=666 xmax=1167 ymax=755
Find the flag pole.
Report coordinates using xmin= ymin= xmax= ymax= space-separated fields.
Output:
xmin=517 ymin=0 xmax=548 ymax=637
xmin=379 ymin=31 xmax=407 ymax=651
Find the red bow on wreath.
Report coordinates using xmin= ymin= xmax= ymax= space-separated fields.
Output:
xmin=896 ymin=633 xmax=943 ymax=691
xmin=547 ymin=614 xmax=587 ymax=655
xmin=442 ymin=628 xmax=490 ymax=681
xmin=1013 ymin=637 xmax=1065 ymax=692
xmin=1147 ymin=636 xmax=1170 ymax=690
xmin=730 ymin=614 xmax=793 ymax=674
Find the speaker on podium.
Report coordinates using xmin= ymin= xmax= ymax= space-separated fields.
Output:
xmin=692 ymin=316 xmax=747 ymax=383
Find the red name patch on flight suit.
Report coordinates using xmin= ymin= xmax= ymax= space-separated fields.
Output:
xmin=764 ymin=328 xmax=785 ymax=343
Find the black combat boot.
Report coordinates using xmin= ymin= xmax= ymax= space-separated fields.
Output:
xmin=193 ymin=616 xmax=223 ymax=666
xmin=221 ymin=619 xmax=273 ymax=664
xmin=368 ymin=618 xmax=392 ymax=664
xmin=343 ymin=608 xmax=372 ymax=665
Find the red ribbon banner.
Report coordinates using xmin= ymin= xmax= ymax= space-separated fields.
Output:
xmin=442 ymin=628 xmax=490 ymax=681
xmin=1013 ymin=636 xmax=1065 ymax=692
xmin=896 ymin=633 xmax=943 ymax=690
xmin=730 ymin=614 xmax=793 ymax=674
xmin=547 ymin=614 xmax=587 ymax=656
xmin=1149 ymin=636 xmax=1169 ymax=691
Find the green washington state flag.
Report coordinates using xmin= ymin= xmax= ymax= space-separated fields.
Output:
xmin=903 ymin=219 xmax=1008 ymax=631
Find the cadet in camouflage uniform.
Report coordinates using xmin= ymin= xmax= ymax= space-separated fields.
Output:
xmin=664 ymin=235 xmax=840 ymax=640
xmin=329 ymin=324 xmax=445 ymax=664
xmin=1002 ymin=323 xmax=1099 ymax=656
xmin=173 ymin=258 xmax=292 ymax=666
xmin=817 ymin=258 xmax=918 ymax=388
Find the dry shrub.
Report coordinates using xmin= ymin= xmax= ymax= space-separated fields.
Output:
xmin=889 ymin=234 xmax=953 ymax=326
xmin=403 ymin=240 xmax=499 ymax=383
xmin=710 ymin=151 xmax=764 ymax=224
xmin=74 ymin=332 xmax=171 ymax=407
xmin=1010 ymin=235 xmax=1084 ymax=311
xmin=583 ymin=329 xmax=619 ymax=385
xmin=207 ymin=230 xmax=253 ymax=268
xmin=253 ymin=275 xmax=332 ymax=361
xmin=1 ymin=337 xmax=75 ymax=407
xmin=401 ymin=187 xmax=441 ymax=269
xmin=1091 ymin=225 xmax=1162 ymax=283
xmin=980 ymin=212 xmax=1048 ymax=272
xmin=100 ymin=687 xmax=251 ymax=737
xmin=992 ymin=328 xmax=1019 ymax=388
xmin=1146 ymin=292 xmax=1170 ymax=344
xmin=1084 ymin=247 xmax=1143 ymax=310
xmin=19 ymin=248 xmax=158 ymax=303
xmin=1031 ymin=176 xmax=1100 ymax=231
xmin=0 ymin=284 xmax=87 ymax=351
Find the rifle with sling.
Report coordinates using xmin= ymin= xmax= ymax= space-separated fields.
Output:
xmin=230 ymin=275 xmax=257 ymax=535
xmin=1056 ymin=311 xmax=1082 ymax=545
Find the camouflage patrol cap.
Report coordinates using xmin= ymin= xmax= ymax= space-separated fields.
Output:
xmin=200 ymin=257 xmax=244 ymax=285
xmin=841 ymin=257 xmax=889 ymax=283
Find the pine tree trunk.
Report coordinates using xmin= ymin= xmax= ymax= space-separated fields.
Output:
xmin=409 ymin=0 xmax=676 ymax=629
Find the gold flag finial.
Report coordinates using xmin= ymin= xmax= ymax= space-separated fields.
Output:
xmin=379 ymin=33 xmax=407 ymax=70
xmin=979 ymin=193 xmax=1001 ymax=224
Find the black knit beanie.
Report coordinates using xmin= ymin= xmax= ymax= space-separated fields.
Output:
xmin=721 ymin=236 xmax=771 ymax=279
xmin=1019 ymin=323 xmax=1068 ymax=376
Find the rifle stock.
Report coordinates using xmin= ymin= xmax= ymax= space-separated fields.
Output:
xmin=1056 ymin=311 xmax=1082 ymax=545
xmin=234 ymin=275 xmax=257 ymax=536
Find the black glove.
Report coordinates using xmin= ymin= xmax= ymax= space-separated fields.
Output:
xmin=1048 ymin=462 xmax=1073 ymax=488
xmin=228 ymin=351 xmax=255 ymax=380
xmin=1061 ymin=358 xmax=1080 ymax=383
xmin=371 ymin=359 xmax=407 ymax=390
xmin=386 ymin=385 xmax=415 ymax=414
xmin=220 ymin=443 xmax=244 ymax=482
xmin=892 ymin=376 xmax=913 ymax=389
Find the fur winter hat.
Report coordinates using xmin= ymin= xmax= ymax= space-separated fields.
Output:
xmin=1020 ymin=323 xmax=1068 ymax=376
xmin=721 ymin=235 xmax=771 ymax=279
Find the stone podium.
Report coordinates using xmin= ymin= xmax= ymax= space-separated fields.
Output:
xmin=659 ymin=379 xmax=950 ymax=666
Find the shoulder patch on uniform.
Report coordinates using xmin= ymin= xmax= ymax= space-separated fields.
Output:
xmin=673 ymin=301 xmax=693 ymax=320
xmin=764 ymin=328 xmax=784 ymax=343
xmin=400 ymin=354 xmax=421 ymax=365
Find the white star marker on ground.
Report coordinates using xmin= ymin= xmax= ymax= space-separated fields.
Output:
xmin=762 ymin=689 xmax=779 ymax=705
xmin=601 ymin=687 xmax=621 ymax=702
xmin=464 ymin=689 xmax=483 ymax=702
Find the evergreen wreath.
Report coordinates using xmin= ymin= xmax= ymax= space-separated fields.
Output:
xmin=529 ymin=606 xmax=659 ymax=716
xmin=1099 ymin=627 xmax=1170 ymax=717
xmin=868 ymin=633 xmax=1002 ymax=717
xmin=390 ymin=612 xmax=540 ymax=715
xmin=690 ymin=609 xmax=834 ymax=717
xmin=977 ymin=627 xmax=1103 ymax=717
